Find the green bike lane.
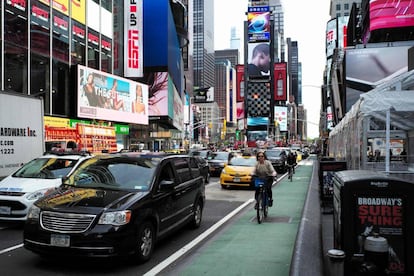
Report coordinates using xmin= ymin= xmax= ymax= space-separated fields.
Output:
xmin=168 ymin=160 xmax=315 ymax=276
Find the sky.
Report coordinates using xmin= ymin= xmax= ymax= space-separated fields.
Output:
xmin=214 ymin=0 xmax=331 ymax=139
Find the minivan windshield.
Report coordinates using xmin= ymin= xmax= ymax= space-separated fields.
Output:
xmin=65 ymin=158 xmax=156 ymax=191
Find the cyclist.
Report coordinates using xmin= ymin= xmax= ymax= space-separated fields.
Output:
xmin=286 ymin=151 xmax=296 ymax=179
xmin=253 ymin=151 xmax=276 ymax=208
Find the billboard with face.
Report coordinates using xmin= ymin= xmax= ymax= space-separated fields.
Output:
xmin=247 ymin=42 xmax=270 ymax=79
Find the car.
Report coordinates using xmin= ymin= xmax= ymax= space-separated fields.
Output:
xmin=0 ymin=151 xmax=92 ymax=221
xmin=207 ymin=151 xmax=235 ymax=176
xmin=265 ymin=148 xmax=289 ymax=173
xmin=220 ymin=155 xmax=257 ymax=189
xmin=23 ymin=153 xmax=205 ymax=263
xmin=189 ymin=149 xmax=212 ymax=160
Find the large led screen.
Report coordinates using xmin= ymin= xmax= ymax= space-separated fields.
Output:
xmin=274 ymin=63 xmax=287 ymax=101
xmin=247 ymin=6 xmax=270 ymax=42
xmin=77 ymin=65 xmax=149 ymax=125
xmin=236 ymin=65 xmax=245 ymax=102
xmin=274 ymin=106 xmax=288 ymax=132
xmin=247 ymin=42 xmax=270 ymax=79
xmin=247 ymin=130 xmax=267 ymax=142
xmin=247 ymin=117 xmax=269 ymax=126
xmin=370 ymin=0 xmax=414 ymax=31
xmin=345 ymin=46 xmax=410 ymax=110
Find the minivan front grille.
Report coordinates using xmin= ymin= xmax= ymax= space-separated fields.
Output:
xmin=40 ymin=211 xmax=96 ymax=233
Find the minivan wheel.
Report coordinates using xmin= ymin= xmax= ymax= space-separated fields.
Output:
xmin=134 ymin=221 xmax=155 ymax=263
xmin=189 ymin=200 xmax=203 ymax=229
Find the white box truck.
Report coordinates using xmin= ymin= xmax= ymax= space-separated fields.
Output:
xmin=0 ymin=92 xmax=44 ymax=178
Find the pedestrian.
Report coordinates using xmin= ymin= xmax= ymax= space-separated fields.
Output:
xmin=252 ymin=151 xmax=276 ymax=208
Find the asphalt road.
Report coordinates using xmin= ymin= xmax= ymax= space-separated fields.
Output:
xmin=0 ymin=177 xmax=259 ymax=276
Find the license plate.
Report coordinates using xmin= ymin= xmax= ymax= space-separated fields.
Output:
xmin=50 ymin=234 xmax=70 ymax=247
xmin=0 ymin=206 xmax=11 ymax=215
xmin=233 ymin=177 xmax=240 ymax=182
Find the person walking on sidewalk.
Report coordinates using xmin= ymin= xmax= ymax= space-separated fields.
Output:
xmin=253 ymin=151 xmax=277 ymax=208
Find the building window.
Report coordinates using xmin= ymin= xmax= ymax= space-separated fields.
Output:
xmin=336 ymin=4 xmax=341 ymax=11
xmin=344 ymin=3 xmax=349 ymax=10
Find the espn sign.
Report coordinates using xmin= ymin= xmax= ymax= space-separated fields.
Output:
xmin=124 ymin=0 xmax=143 ymax=77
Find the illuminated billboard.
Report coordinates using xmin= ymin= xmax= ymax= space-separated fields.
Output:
xmin=370 ymin=0 xmax=414 ymax=31
xmin=274 ymin=63 xmax=287 ymax=101
xmin=274 ymin=106 xmax=288 ymax=132
xmin=236 ymin=65 xmax=245 ymax=102
xmin=247 ymin=117 xmax=269 ymax=126
xmin=77 ymin=65 xmax=148 ymax=125
xmin=345 ymin=46 xmax=411 ymax=111
xmin=247 ymin=6 xmax=270 ymax=42
xmin=124 ymin=0 xmax=143 ymax=77
xmin=247 ymin=42 xmax=270 ymax=79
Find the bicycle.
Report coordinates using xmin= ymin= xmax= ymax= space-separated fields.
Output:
xmin=254 ymin=177 xmax=269 ymax=224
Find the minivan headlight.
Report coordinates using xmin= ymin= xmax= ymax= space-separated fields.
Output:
xmin=98 ymin=210 xmax=131 ymax=226
xmin=27 ymin=205 xmax=40 ymax=220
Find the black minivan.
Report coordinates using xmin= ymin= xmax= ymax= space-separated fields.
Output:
xmin=23 ymin=153 xmax=205 ymax=263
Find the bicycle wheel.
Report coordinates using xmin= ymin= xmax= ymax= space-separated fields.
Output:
xmin=256 ymin=192 xmax=264 ymax=224
xmin=263 ymin=191 xmax=268 ymax=218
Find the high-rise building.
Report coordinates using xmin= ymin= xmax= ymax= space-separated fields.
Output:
xmin=192 ymin=0 xmax=215 ymax=89
xmin=287 ymin=38 xmax=300 ymax=105
xmin=269 ymin=0 xmax=285 ymax=62
xmin=329 ymin=0 xmax=360 ymax=18
xmin=215 ymin=50 xmax=239 ymax=122
xmin=230 ymin=27 xmax=241 ymax=52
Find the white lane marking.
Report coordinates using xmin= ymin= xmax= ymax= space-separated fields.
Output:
xmin=0 ymin=244 xmax=23 ymax=255
xmin=143 ymin=198 xmax=255 ymax=276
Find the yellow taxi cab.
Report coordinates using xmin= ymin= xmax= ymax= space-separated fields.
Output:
xmin=220 ymin=155 xmax=257 ymax=189
xmin=291 ymin=149 xmax=303 ymax=162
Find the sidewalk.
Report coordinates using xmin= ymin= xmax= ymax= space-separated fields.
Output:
xmin=161 ymin=157 xmax=321 ymax=276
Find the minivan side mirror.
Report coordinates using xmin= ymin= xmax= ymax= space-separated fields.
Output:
xmin=159 ymin=179 xmax=175 ymax=190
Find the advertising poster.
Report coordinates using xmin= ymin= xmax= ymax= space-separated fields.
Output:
xmin=236 ymin=102 xmax=244 ymax=120
xmin=274 ymin=106 xmax=288 ymax=132
xmin=273 ymin=63 xmax=287 ymax=101
xmin=355 ymin=195 xmax=405 ymax=274
xmin=247 ymin=42 xmax=270 ymax=78
xmin=370 ymin=0 xmax=414 ymax=31
xmin=124 ymin=0 xmax=143 ymax=77
xmin=247 ymin=6 xmax=270 ymax=42
xmin=77 ymin=65 xmax=149 ymax=125
xmin=236 ymin=65 xmax=245 ymax=102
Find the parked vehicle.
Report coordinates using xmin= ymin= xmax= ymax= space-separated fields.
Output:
xmin=265 ymin=148 xmax=289 ymax=173
xmin=23 ymin=153 xmax=205 ymax=263
xmin=207 ymin=151 xmax=235 ymax=176
xmin=220 ymin=155 xmax=257 ymax=189
xmin=0 ymin=151 xmax=92 ymax=221
xmin=0 ymin=92 xmax=45 ymax=179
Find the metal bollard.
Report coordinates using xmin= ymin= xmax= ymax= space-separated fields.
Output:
xmin=327 ymin=249 xmax=345 ymax=276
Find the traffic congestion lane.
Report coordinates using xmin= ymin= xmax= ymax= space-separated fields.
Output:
xmin=0 ymin=177 xmax=252 ymax=275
